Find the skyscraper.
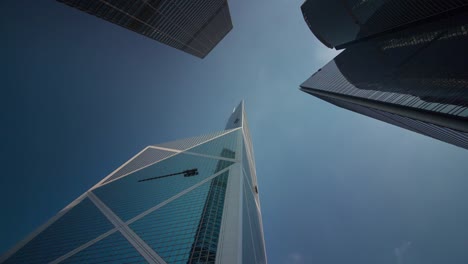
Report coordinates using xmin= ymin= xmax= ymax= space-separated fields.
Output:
xmin=0 ymin=102 xmax=267 ymax=264
xmin=300 ymin=1 xmax=468 ymax=150
xmin=301 ymin=0 xmax=468 ymax=49
xmin=57 ymin=0 xmax=233 ymax=58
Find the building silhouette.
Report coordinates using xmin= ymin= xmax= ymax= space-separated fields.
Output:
xmin=300 ymin=1 xmax=468 ymax=150
xmin=301 ymin=0 xmax=468 ymax=49
xmin=0 ymin=102 xmax=267 ymax=264
xmin=57 ymin=0 xmax=233 ymax=58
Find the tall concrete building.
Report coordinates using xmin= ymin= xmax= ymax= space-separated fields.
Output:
xmin=300 ymin=1 xmax=468 ymax=150
xmin=57 ymin=0 xmax=233 ymax=58
xmin=0 ymin=102 xmax=267 ymax=264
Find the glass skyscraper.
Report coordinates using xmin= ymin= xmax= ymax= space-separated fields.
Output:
xmin=300 ymin=1 xmax=468 ymax=150
xmin=301 ymin=0 xmax=468 ymax=49
xmin=57 ymin=0 xmax=233 ymax=58
xmin=0 ymin=102 xmax=267 ymax=264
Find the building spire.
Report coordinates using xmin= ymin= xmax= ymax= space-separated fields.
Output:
xmin=225 ymin=100 xmax=244 ymax=129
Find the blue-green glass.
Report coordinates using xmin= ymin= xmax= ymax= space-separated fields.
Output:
xmin=188 ymin=171 xmax=229 ymax=263
xmin=103 ymin=148 xmax=176 ymax=184
xmin=93 ymin=153 xmax=234 ymax=221
xmin=130 ymin=171 xmax=230 ymax=264
xmin=61 ymin=231 xmax=146 ymax=264
xmin=187 ymin=130 xmax=240 ymax=159
xmin=129 ymin=178 xmax=211 ymax=264
xmin=4 ymin=198 xmax=114 ymax=264
xmin=242 ymin=178 xmax=266 ymax=264
xmin=242 ymin=174 xmax=256 ymax=264
xmin=157 ymin=130 xmax=229 ymax=151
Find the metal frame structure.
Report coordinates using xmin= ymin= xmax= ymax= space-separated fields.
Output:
xmin=1 ymin=102 xmax=267 ymax=264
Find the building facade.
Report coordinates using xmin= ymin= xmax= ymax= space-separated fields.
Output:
xmin=301 ymin=0 xmax=468 ymax=49
xmin=300 ymin=1 xmax=468 ymax=150
xmin=57 ymin=0 xmax=233 ymax=58
xmin=0 ymin=102 xmax=267 ymax=264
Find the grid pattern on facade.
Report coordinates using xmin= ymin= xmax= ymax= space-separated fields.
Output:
xmin=380 ymin=23 xmax=468 ymax=50
xmin=302 ymin=57 xmax=468 ymax=119
xmin=3 ymin=198 xmax=114 ymax=264
xmin=187 ymin=130 xmax=240 ymax=159
xmin=242 ymin=172 xmax=267 ymax=264
xmin=155 ymin=129 xmax=235 ymax=151
xmin=374 ymin=110 xmax=468 ymax=150
xmin=60 ymin=231 xmax=146 ymax=264
xmin=241 ymin=150 xmax=256 ymax=264
xmin=56 ymin=0 xmax=233 ymax=58
xmin=187 ymin=172 xmax=228 ymax=263
xmin=129 ymin=176 xmax=214 ymax=264
xmin=187 ymin=150 xmax=233 ymax=263
xmin=301 ymin=0 xmax=468 ymax=48
xmin=300 ymin=7 xmax=468 ymax=150
xmin=103 ymin=148 xmax=177 ymax=184
xmin=316 ymin=95 xmax=468 ymax=150
xmin=145 ymin=0 xmax=226 ymax=47
xmin=1 ymin=102 xmax=265 ymax=264
xmin=352 ymin=0 xmax=468 ymax=42
xmin=179 ymin=1 xmax=232 ymax=57
xmin=242 ymin=180 xmax=256 ymax=264
xmin=93 ymin=153 xmax=234 ymax=221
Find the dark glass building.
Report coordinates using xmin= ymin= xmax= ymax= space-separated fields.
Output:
xmin=0 ymin=102 xmax=267 ymax=263
xmin=57 ymin=0 xmax=233 ymax=58
xmin=301 ymin=8 xmax=468 ymax=149
xmin=301 ymin=0 xmax=468 ymax=49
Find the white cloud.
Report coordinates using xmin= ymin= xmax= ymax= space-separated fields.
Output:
xmin=286 ymin=252 xmax=304 ymax=264
xmin=395 ymin=241 xmax=412 ymax=264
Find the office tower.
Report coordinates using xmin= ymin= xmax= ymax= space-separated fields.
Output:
xmin=57 ymin=0 xmax=233 ymax=58
xmin=300 ymin=1 xmax=468 ymax=150
xmin=0 ymin=102 xmax=267 ymax=264
xmin=301 ymin=0 xmax=468 ymax=49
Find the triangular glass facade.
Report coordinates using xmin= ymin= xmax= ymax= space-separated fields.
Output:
xmin=186 ymin=130 xmax=241 ymax=159
xmin=103 ymin=148 xmax=178 ymax=184
xmin=129 ymin=170 xmax=230 ymax=264
xmin=1 ymin=102 xmax=267 ymax=264
xmin=3 ymin=198 xmax=114 ymax=264
xmin=61 ymin=231 xmax=145 ymax=264
xmin=154 ymin=129 xmax=236 ymax=151
xmin=93 ymin=153 xmax=234 ymax=222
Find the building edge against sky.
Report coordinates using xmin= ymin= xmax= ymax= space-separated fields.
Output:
xmin=301 ymin=0 xmax=468 ymax=49
xmin=56 ymin=0 xmax=234 ymax=58
xmin=300 ymin=0 xmax=468 ymax=150
xmin=0 ymin=101 xmax=267 ymax=264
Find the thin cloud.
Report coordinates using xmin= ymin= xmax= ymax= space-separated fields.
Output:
xmin=395 ymin=241 xmax=412 ymax=264
xmin=286 ymin=252 xmax=304 ymax=264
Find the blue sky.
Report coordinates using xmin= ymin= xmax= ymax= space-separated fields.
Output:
xmin=1 ymin=0 xmax=468 ymax=263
